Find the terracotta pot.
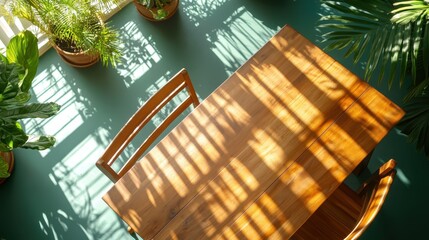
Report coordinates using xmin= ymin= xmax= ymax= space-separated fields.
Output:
xmin=133 ymin=0 xmax=179 ymax=21
xmin=0 ymin=151 xmax=14 ymax=185
xmin=53 ymin=44 xmax=100 ymax=68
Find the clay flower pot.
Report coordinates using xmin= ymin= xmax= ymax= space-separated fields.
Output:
xmin=53 ymin=44 xmax=100 ymax=68
xmin=0 ymin=152 xmax=15 ymax=184
xmin=133 ymin=0 xmax=179 ymax=21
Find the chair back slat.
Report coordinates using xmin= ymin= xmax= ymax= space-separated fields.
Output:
xmin=96 ymin=68 xmax=200 ymax=183
xmin=117 ymin=97 xmax=195 ymax=178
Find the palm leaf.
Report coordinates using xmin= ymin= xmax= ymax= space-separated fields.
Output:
xmin=319 ymin=0 xmax=429 ymax=90
xmin=391 ymin=0 xmax=429 ymax=95
xmin=320 ymin=0 xmax=395 ymax=83
xmin=397 ymin=88 xmax=429 ymax=157
xmin=7 ymin=0 xmax=121 ymax=67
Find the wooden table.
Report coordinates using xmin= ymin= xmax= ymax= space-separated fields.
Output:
xmin=102 ymin=25 xmax=404 ymax=239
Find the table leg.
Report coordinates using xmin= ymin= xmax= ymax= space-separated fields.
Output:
xmin=353 ymin=150 xmax=374 ymax=175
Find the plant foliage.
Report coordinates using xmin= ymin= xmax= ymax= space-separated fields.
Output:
xmin=319 ymin=0 xmax=429 ymax=158
xmin=137 ymin=0 xmax=173 ymax=20
xmin=397 ymin=88 xmax=429 ymax=156
xmin=320 ymin=0 xmax=429 ymax=92
xmin=0 ymin=31 xmax=60 ymax=178
xmin=1 ymin=0 xmax=122 ymax=67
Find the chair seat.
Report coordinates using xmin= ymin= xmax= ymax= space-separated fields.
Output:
xmin=292 ymin=159 xmax=396 ymax=240
xmin=292 ymin=184 xmax=363 ymax=240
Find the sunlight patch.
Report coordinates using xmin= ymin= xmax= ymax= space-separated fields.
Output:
xmin=49 ymin=129 xmax=127 ymax=239
xmin=116 ymin=21 xmax=162 ymax=87
xmin=22 ymin=64 xmax=85 ymax=157
xmin=138 ymin=72 xmax=192 ymax=126
xmin=396 ymin=168 xmax=411 ymax=187
xmin=51 ymin=129 xmax=112 ymax=204
xmin=181 ymin=0 xmax=231 ymax=27
xmin=206 ymin=6 xmax=278 ymax=75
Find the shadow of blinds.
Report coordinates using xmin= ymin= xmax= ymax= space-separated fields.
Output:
xmin=0 ymin=0 xmax=131 ymax=55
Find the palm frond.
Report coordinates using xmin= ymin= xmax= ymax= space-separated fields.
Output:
xmin=397 ymin=87 xmax=429 ymax=157
xmin=320 ymin=0 xmax=395 ymax=83
xmin=7 ymin=0 xmax=121 ymax=66
xmin=319 ymin=0 xmax=429 ymax=90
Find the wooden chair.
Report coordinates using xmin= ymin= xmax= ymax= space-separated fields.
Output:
xmin=292 ymin=159 xmax=397 ymax=240
xmin=96 ymin=68 xmax=200 ymax=183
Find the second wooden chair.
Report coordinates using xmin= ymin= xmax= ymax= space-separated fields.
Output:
xmin=292 ymin=159 xmax=397 ymax=240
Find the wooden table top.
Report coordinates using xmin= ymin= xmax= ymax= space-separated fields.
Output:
xmin=102 ymin=25 xmax=404 ymax=239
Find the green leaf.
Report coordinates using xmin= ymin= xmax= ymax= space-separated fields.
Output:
xmin=0 ymin=54 xmax=8 ymax=64
xmin=410 ymin=18 xmax=424 ymax=84
xmin=152 ymin=8 xmax=168 ymax=20
xmin=6 ymin=30 xmax=39 ymax=92
xmin=354 ymin=34 xmax=370 ymax=63
xmin=0 ymin=121 xmax=28 ymax=151
xmin=0 ymin=92 xmax=31 ymax=109
xmin=22 ymin=135 xmax=56 ymax=150
xmin=0 ymin=102 xmax=61 ymax=120
xmin=9 ymin=0 xmax=121 ymax=67
xmin=378 ymin=28 xmax=396 ymax=81
xmin=0 ymin=26 xmax=60 ymax=155
xmin=0 ymin=62 xmax=25 ymax=101
xmin=399 ymin=24 xmax=412 ymax=87
xmin=398 ymin=88 xmax=429 ymax=157
xmin=319 ymin=0 xmax=429 ymax=90
xmin=404 ymin=78 xmax=429 ymax=101
xmin=319 ymin=0 xmax=395 ymax=82
xmin=344 ymin=36 xmax=361 ymax=58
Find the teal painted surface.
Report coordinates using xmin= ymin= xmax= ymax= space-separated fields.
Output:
xmin=0 ymin=1 xmax=427 ymax=239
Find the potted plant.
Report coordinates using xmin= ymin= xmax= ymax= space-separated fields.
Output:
xmin=133 ymin=0 xmax=179 ymax=21
xmin=0 ymin=30 xmax=60 ymax=183
xmin=1 ymin=0 xmax=122 ymax=68
xmin=318 ymin=0 xmax=429 ymax=158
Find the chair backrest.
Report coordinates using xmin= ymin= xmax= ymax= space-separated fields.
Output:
xmin=345 ymin=159 xmax=397 ymax=240
xmin=291 ymin=159 xmax=397 ymax=240
xmin=96 ymin=68 xmax=200 ymax=183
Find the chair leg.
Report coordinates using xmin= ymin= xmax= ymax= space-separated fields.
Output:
xmin=353 ymin=150 xmax=374 ymax=175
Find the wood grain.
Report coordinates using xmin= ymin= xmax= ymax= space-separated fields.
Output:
xmin=102 ymin=25 xmax=404 ymax=239
xmin=221 ymin=86 xmax=404 ymax=239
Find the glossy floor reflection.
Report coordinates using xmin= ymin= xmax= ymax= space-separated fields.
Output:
xmin=0 ymin=1 xmax=428 ymax=239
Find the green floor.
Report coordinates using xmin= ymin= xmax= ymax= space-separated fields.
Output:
xmin=1 ymin=1 xmax=428 ymax=239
